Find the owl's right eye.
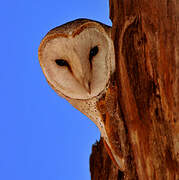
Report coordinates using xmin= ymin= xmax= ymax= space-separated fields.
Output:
xmin=89 ymin=46 xmax=99 ymax=62
xmin=55 ymin=59 xmax=69 ymax=67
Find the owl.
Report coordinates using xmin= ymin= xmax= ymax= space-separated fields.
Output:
xmin=38 ymin=19 xmax=124 ymax=170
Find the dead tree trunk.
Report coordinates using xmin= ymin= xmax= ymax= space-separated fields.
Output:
xmin=90 ymin=0 xmax=179 ymax=179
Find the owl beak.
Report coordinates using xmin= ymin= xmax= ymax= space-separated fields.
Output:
xmin=83 ymin=81 xmax=91 ymax=94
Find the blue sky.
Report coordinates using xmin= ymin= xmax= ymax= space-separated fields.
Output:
xmin=0 ymin=1 xmax=111 ymax=180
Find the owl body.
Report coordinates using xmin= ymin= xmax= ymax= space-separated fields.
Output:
xmin=38 ymin=19 xmax=124 ymax=170
xmin=67 ymin=87 xmax=107 ymax=138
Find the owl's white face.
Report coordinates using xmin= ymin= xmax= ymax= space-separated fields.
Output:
xmin=39 ymin=20 xmax=115 ymax=99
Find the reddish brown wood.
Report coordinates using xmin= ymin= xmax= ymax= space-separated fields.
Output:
xmin=90 ymin=0 xmax=179 ymax=179
xmin=90 ymin=140 xmax=120 ymax=180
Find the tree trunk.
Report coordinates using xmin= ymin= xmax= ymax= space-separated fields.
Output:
xmin=90 ymin=0 xmax=179 ymax=179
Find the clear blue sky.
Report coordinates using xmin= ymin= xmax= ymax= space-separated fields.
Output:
xmin=0 ymin=1 xmax=111 ymax=180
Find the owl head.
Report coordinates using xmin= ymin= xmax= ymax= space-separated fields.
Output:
xmin=38 ymin=19 xmax=115 ymax=100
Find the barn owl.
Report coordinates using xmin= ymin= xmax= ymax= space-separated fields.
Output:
xmin=38 ymin=19 xmax=124 ymax=171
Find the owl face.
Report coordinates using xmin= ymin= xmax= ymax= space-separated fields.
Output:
xmin=38 ymin=19 xmax=115 ymax=99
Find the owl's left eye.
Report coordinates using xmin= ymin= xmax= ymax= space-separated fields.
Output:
xmin=55 ymin=59 xmax=69 ymax=67
xmin=89 ymin=46 xmax=99 ymax=62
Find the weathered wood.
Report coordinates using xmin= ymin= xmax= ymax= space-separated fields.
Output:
xmin=90 ymin=0 xmax=179 ymax=179
xmin=90 ymin=140 xmax=120 ymax=180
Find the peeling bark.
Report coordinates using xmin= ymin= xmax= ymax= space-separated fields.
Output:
xmin=90 ymin=0 xmax=179 ymax=179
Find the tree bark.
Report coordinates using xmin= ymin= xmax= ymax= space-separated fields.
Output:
xmin=90 ymin=0 xmax=179 ymax=179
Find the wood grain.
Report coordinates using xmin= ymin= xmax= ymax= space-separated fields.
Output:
xmin=90 ymin=0 xmax=179 ymax=179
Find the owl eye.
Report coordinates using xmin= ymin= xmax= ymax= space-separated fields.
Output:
xmin=55 ymin=59 xmax=69 ymax=67
xmin=89 ymin=46 xmax=99 ymax=62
